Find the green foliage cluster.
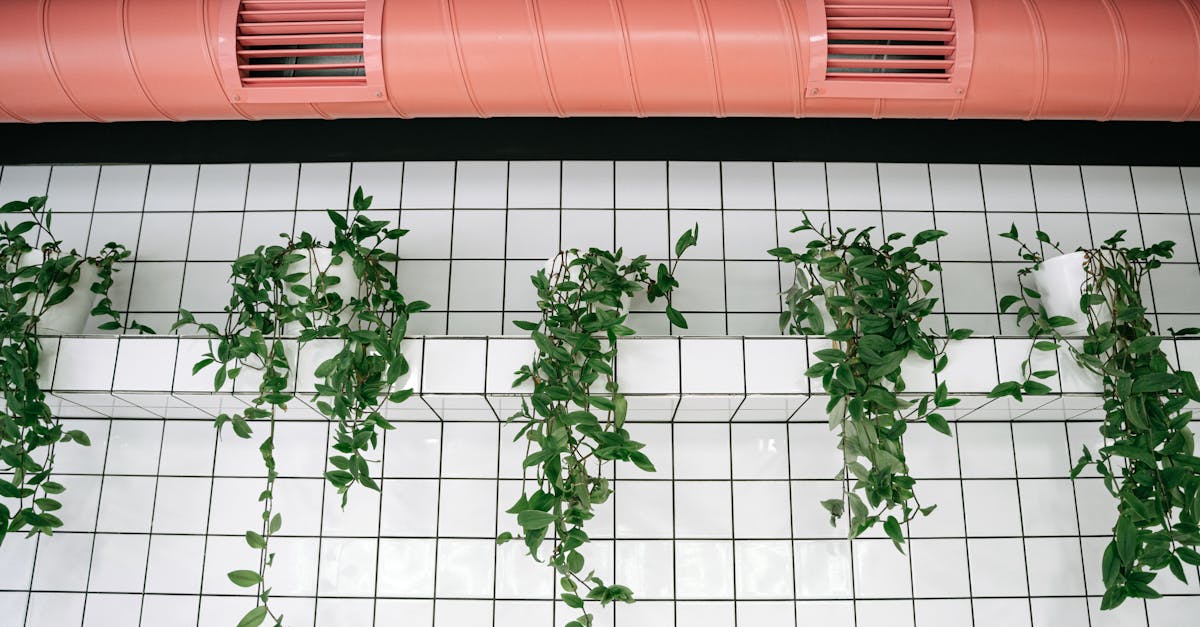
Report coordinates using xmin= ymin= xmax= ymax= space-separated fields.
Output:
xmin=991 ymin=226 xmax=1200 ymax=609
xmin=0 ymin=196 xmax=139 ymax=547
xmin=769 ymin=215 xmax=971 ymax=549
xmin=175 ymin=188 xmax=428 ymax=627
xmin=499 ymin=226 xmax=698 ymax=627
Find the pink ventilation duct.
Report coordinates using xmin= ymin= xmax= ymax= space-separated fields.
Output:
xmin=0 ymin=0 xmax=1198 ymax=123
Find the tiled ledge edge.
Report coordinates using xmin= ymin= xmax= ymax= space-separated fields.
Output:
xmin=29 ymin=335 xmax=1200 ymax=422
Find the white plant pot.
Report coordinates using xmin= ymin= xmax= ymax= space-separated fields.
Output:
xmin=20 ymin=252 xmax=101 ymax=335
xmin=1031 ymin=251 xmax=1110 ymax=335
xmin=282 ymin=248 xmax=361 ymax=336
xmin=283 ymin=248 xmax=362 ymax=386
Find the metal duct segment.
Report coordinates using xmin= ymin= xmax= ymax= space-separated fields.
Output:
xmin=0 ymin=0 xmax=1198 ymax=123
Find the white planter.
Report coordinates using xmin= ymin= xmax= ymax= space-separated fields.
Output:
xmin=1031 ymin=251 xmax=1109 ymax=335
xmin=283 ymin=248 xmax=361 ymax=336
xmin=283 ymin=248 xmax=362 ymax=389
xmin=20 ymin=252 xmax=101 ymax=335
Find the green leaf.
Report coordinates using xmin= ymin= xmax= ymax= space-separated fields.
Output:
xmin=1046 ymin=316 xmax=1076 ymax=328
xmin=1115 ymin=515 xmax=1137 ymax=566
xmin=1022 ymin=380 xmax=1052 ymax=395
xmin=1102 ymin=541 xmax=1122 ymax=588
xmin=67 ymin=430 xmax=91 ymax=446
xmin=246 ymin=531 xmax=266 ymax=549
xmin=517 ymin=510 xmax=556 ymax=530
xmin=1127 ymin=336 xmax=1161 ymax=355
xmin=988 ymin=381 xmax=1022 ymax=400
xmin=612 ymin=394 xmax=628 ymax=429
xmin=665 ymin=305 xmax=688 ymax=329
xmin=1180 ymin=371 xmax=1200 ymax=402
xmin=820 ymin=498 xmax=845 ymax=523
xmin=925 ymin=413 xmax=952 ymax=437
xmin=237 ymin=606 xmax=268 ymax=627
xmin=496 ymin=531 xmax=514 ymax=545
xmin=326 ymin=209 xmax=349 ymax=230
xmin=269 ymin=513 xmax=282 ymax=534
xmin=912 ymin=229 xmax=947 ymax=246
xmin=882 ymin=516 xmax=905 ymax=552
xmin=33 ymin=498 xmax=60 ymax=512
xmin=814 ymin=348 xmax=847 ymax=363
xmin=1178 ymin=547 xmax=1200 ymax=566
xmin=999 ymin=295 xmax=1021 ymax=313
xmin=562 ymin=593 xmax=584 ymax=609
xmin=228 ymin=570 xmax=263 ymax=588
xmin=1131 ymin=372 xmax=1180 ymax=394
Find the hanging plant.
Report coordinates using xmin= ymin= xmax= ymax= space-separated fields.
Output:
xmin=769 ymin=215 xmax=971 ymax=550
xmin=500 ymin=225 xmax=699 ymax=627
xmin=174 ymin=187 xmax=427 ymax=627
xmin=0 ymin=195 xmax=147 ymax=547
xmin=990 ymin=225 xmax=1200 ymax=610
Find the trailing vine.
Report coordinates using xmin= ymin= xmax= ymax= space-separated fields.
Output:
xmin=769 ymin=215 xmax=971 ymax=549
xmin=990 ymin=225 xmax=1200 ymax=609
xmin=499 ymin=225 xmax=698 ymax=627
xmin=175 ymin=188 xmax=427 ymax=627
xmin=0 ymin=195 xmax=146 ymax=547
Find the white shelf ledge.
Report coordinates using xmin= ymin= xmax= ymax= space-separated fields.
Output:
xmin=27 ymin=335 xmax=1200 ymax=422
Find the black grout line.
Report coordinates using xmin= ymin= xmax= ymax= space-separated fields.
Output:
xmin=74 ymin=416 xmax=116 ymax=627
xmin=1006 ymin=423 xmax=1038 ymax=623
xmin=429 ymin=420 xmax=446 ymax=626
xmin=134 ymin=414 xmax=170 ymax=626
xmin=1061 ymin=421 xmax=1095 ymax=627
xmin=950 ymin=422 xmax=978 ymax=626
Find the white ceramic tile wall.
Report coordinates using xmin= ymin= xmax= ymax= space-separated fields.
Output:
xmin=3 ymin=162 xmax=1197 ymax=337
xmin=1 ymin=418 xmax=1197 ymax=627
xmin=2 ymin=162 xmax=1200 ymax=626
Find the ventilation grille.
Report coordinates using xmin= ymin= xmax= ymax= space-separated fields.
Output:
xmin=824 ymin=0 xmax=957 ymax=82
xmin=235 ymin=0 xmax=367 ymax=88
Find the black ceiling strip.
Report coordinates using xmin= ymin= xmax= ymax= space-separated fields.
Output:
xmin=1 ymin=118 xmax=1197 ymax=166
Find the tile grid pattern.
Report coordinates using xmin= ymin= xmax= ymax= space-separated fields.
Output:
xmin=2 ymin=162 xmax=1198 ymax=337
xmin=4 ymin=420 xmax=1197 ymax=626
xmin=0 ymin=162 xmax=1199 ymax=626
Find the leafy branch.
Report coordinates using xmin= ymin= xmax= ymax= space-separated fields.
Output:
xmin=175 ymin=188 xmax=427 ymax=627
xmin=990 ymin=225 xmax=1200 ymax=609
xmin=499 ymin=225 xmax=698 ymax=627
xmin=770 ymin=214 xmax=971 ymax=550
xmin=0 ymin=195 xmax=145 ymax=548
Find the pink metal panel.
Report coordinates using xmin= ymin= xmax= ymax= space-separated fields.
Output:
xmin=705 ymin=0 xmax=798 ymax=116
xmin=536 ymin=0 xmax=638 ymax=115
xmin=382 ymin=0 xmax=477 ymax=116
xmin=450 ymin=0 xmax=558 ymax=116
xmin=0 ymin=0 xmax=1198 ymax=122
xmin=1037 ymin=0 xmax=1117 ymax=119
xmin=0 ymin=0 xmax=82 ymax=122
xmin=1115 ymin=0 xmax=1200 ymax=121
xmin=620 ymin=0 xmax=721 ymax=115
xmin=125 ymin=0 xmax=240 ymax=121
xmin=44 ymin=0 xmax=166 ymax=121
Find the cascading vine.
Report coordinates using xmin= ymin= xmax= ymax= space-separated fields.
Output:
xmin=0 ymin=195 xmax=144 ymax=548
xmin=175 ymin=188 xmax=427 ymax=627
xmin=500 ymin=226 xmax=697 ymax=627
xmin=991 ymin=225 xmax=1200 ymax=609
xmin=770 ymin=215 xmax=972 ymax=549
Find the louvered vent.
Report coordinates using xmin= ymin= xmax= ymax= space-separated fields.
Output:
xmin=824 ymin=0 xmax=957 ymax=83
xmin=235 ymin=0 xmax=367 ymax=88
